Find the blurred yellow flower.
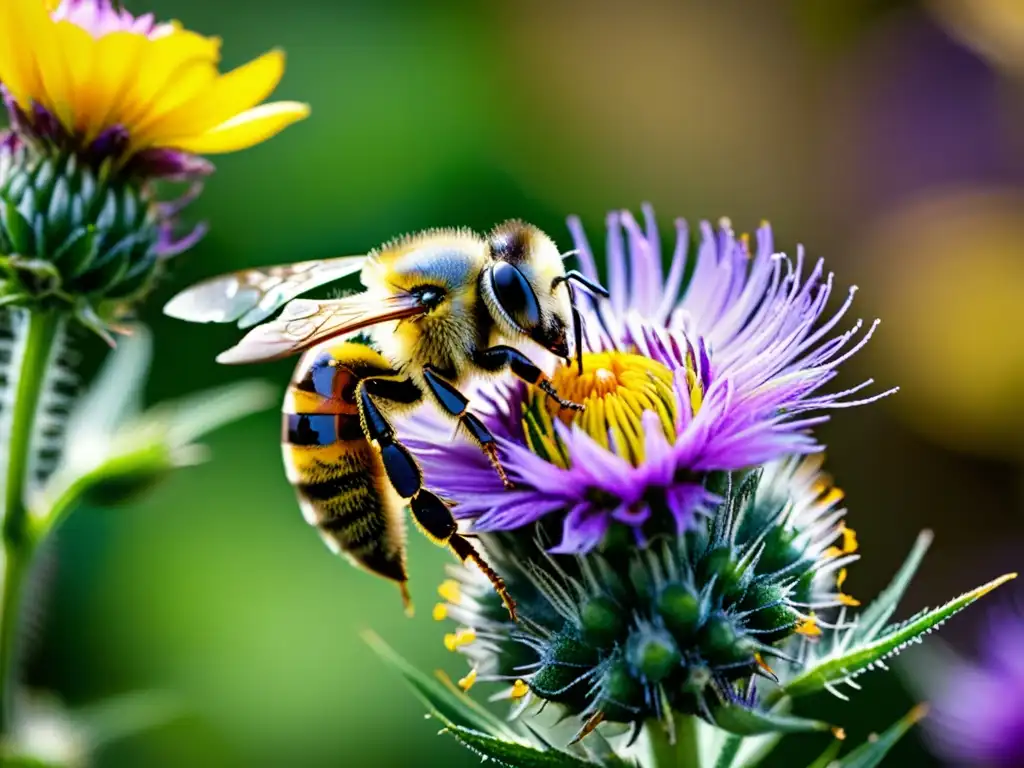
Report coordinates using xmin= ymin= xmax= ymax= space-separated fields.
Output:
xmin=0 ymin=0 xmax=309 ymax=158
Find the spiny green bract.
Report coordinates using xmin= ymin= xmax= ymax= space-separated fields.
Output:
xmin=0 ymin=142 xmax=166 ymax=334
xmin=447 ymin=468 xmax=843 ymax=735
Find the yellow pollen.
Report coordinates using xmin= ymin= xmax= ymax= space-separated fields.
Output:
xmin=796 ymin=614 xmax=822 ymax=637
xmin=835 ymin=567 xmax=860 ymax=606
xmin=832 ymin=727 xmax=847 ymax=741
xmin=825 ymin=523 xmax=859 ymax=559
xmin=754 ymin=653 xmax=775 ymax=677
xmin=523 ymin=351 xmax=686 ymax=467
xmin=432 ymin=603 xmax=448 ymax=621
xmin=438 ymin=579 xmax=462 ymax=604
xmin=458 ymin=668 xmax=478 ymax=691
xmin=443 ymin=627 xmax=476 ymax=652
xmin=510 ymin=679 xmax=530 ymax=699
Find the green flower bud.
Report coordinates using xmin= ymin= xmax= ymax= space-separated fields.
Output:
xmin=0 ymin=140 xmax=197 ymax=338
xmin=529 ymin=631 xmax=599 ymax=709
xmin=627 ymin=627 xmax=680 ymax=684
xmin=656 ymin=583 xmax=703 ymax=641
xmin=580 ymin=596 xmax=626 ymax=648
xmin=698 ymin=615 xmax=755 ymax=667
xmin=599 ymin=660 xmax=644 ymax=722
xmin=741 ymin=582 xmax=799 ymax=643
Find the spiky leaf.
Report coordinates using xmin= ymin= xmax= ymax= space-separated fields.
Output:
xmin=805 ymin=739 xmax=843 ymax=768
xmin=436 ymin=718 xmax=600 ymax=768
xmin=362 ymin=630 xmax=518 ymax=741
xmin=713 ymin=734 xmax=743 ymax=768
xmin=832 ymin=704 xmax=927 ymax=768
xmin=783 ymin=573 xmax=1017 ymax=698
xmin=852 ymin=530 xmax=932 ymax=644
xmin=711 ymin=702 xmax=830 ymax=736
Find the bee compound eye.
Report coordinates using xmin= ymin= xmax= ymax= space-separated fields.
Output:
xmin=490 ymin=262 xmax=541 ymax=331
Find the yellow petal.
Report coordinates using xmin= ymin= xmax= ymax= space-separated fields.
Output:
xmin=167 ymin=100 xmax=309 ymax=154
xmin=20 ymin=0 xmax=72 ymax=125
xmin=144 ymin=49 xmax=286 ymax=142
xmin=79 ymin=31 xmax=148 ymax=141
xmin=52 ymin=21 xmax=95 ymax=131
xmin=0 ymin=0 xmax=45 ymax=109
xmin=119 ymin=30 xmax=221 ymax=134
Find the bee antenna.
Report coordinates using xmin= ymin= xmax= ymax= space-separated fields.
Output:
xmin=563 ymin=281 xmax=585 ymax=375
xmin=566 ymin=270 xmax=610 ymax=298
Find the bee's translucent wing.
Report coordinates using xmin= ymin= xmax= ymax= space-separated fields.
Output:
xmin=163 ymin=255 xmax=368 ymax=329
xmin=215 ymin=293 xmax=427 ymax=365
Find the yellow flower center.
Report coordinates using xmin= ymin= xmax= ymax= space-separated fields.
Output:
xmin=523 ymin=351 xmax=702 ymax=467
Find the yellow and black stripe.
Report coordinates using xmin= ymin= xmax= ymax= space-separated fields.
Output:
xmin=281 ymin=342 xmax=412 ymax=610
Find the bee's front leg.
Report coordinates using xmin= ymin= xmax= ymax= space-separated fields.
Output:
xmin=421 ymin=367 xmax=514 ymax=490
xmin=473 ymin=345 xmax=584 ymax=412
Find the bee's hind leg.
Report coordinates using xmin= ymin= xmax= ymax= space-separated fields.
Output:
xmin=357 ymin=378 xmax=517 ymax=621
xmin=411 ymin=490 xmax=517 ymax=622
xmin=422 ymin=367 xmax=514 ymax=490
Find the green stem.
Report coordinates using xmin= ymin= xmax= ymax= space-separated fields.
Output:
xmin=643 ymin=715 xmax=702 ymax=768
xmin=0 ymin=309 xmax=62 ymax=739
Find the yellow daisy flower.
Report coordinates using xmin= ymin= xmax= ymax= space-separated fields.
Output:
xmin=0 ymin=0 xmax=309 ymax=174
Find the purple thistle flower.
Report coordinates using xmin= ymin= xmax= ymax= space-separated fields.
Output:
xmin=403 ymin=205 xmax=896 ymax=553
xmin=918 ymin=601 xmax=1024 ymax=767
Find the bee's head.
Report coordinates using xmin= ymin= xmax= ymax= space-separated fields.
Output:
xmin=482 ymin=221 xmax=608 ymax=371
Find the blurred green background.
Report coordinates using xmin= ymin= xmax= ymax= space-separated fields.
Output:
xmin=21 ymin=0 xmax=1024 ymax=765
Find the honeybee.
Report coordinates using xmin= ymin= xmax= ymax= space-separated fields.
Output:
xmin=163 ymin=221 xmax=607 ymax=618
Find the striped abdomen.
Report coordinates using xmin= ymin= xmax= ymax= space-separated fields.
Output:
xmin=281 ymin=342 xmax=410 ymax=599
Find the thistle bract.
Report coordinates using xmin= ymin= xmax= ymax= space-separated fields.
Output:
xmin=438 ymin=458 xmax=854 ymax=735
xmin=0 ymin=137 xmax=194 ymax=336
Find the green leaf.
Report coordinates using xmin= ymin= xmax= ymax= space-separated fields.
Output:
xmin=437 ymin=717 xmax=597 ymax=768
xmin=713 ymin=735 xmax=743 ymax=768
xmin=852 ymin=530 xmax=933 ymax=644
xmin=710 ymin=702 xmax=830 ymax=736
xmin=784 ymin=573 xmax=1017 ymax=698
xmin=832 ymin=705 xmax=927 ymax=768
xmin=805 ymin=739 xmax=843 ymax=768
xmin=361 ymin=630 xmax=519 ymax=741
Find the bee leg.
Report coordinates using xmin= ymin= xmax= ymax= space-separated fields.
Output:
xmin=410 ymin=490 xmax=517 ymax=622
xmin=422 ymin=367 xmax=514 ymax=490
xmin=473 ymin=345 xmax=585 ymax=412
xmin=357 ymin=378 xmax=517 ymax=620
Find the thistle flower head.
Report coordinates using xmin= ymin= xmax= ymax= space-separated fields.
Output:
xmin=405 ymin=205 xmax=895 ymax=554
xmin=436 ymin=456 xmax=857 ymax=735
xmin=376 ymin=207 xmax=1015 ymax=765
xmin=0 ymin=0 xmax=309 ymax=179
